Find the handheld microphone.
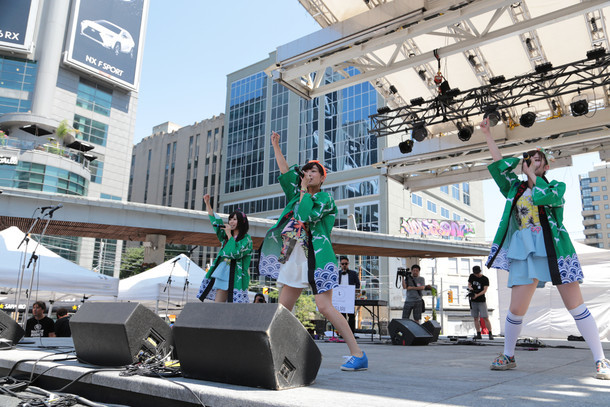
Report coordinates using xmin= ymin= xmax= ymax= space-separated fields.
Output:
xmin=523 ymin=152 xmax=531 ymax=166
xmin=47 ymin=204 xmax=63 ymax=216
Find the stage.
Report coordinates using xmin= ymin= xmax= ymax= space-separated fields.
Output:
xmin=0 ymin=336 xmax=608 ymax=406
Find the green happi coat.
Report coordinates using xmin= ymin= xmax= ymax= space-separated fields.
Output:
xmin=258 ymin=165 xmax=339 ymax=294
xmin=486 ymin=157 xmax=583 ymax=285
xmin=196 ymin=212 xmax=252 ymax=302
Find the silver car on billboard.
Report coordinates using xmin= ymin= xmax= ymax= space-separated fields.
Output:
xmin=80 ymin=19 xmax=135 ymax=57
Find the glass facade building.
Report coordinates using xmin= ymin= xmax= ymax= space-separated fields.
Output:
xmin=0 ymin=56 xmax=37 ymax=115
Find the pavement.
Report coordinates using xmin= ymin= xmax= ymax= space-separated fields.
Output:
xmin=0 ymin=336 xmax=608 ymax=406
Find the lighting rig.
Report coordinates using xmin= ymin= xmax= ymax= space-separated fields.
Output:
xmin=371 ymin=48 xmax=609 ymax=147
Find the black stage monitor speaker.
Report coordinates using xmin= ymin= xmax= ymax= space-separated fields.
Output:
xmin=422 ymin=320 xmax=441 ymax=342
xmin=388 ymin=318 xmax=433 ymax=346
xmin=173 ymin=303 xmax=322 ymax=390
xmin=70 ymin=302 xmax=172 ymax=366
xmin=0 ymin=311 xmax=24 ymax=345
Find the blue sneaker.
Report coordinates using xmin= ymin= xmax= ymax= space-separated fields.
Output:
xmin=341 ymin=351 xmax=368 ymax=371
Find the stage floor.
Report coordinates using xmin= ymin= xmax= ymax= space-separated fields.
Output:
xmin=0 ymin=336 xmax=608 ymax=406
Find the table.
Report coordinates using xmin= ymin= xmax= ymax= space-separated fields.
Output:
xmin=355 ymin=299 xmax=388 ymax=341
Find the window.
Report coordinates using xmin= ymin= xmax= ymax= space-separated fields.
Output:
xmin=441 ymin=207 xmax=449 ymax=218
xmin=440 ymin=185 xmax=449 ymax=194
xmin=453 ymin=213 xmax=461 ymax=221
xmin=427 ymin=200 xmax=437 ymax=213
xmin=0 ymin=56 xmax=37 ymax=114
xmin=73 ymin=114 xmax=108 ymax=146
xmin=452 ymin=184 xmax=460 ymax=200
xmin=76 ymin=79 xmax=112 ymax=116
xmin=462 ymin=182 xmax=470 ymax=205
xmin=354 ymin=202 xmax=379 ymax=232
xmin=89 ymin=157 xmax=104 ymax=184
xmin=447 ymin=258 xmax=457 ymax=274
xmin=412 ymin=193 xmax=423 ymax=207
xmin=460 ymin=259 xmax=470 ymax=275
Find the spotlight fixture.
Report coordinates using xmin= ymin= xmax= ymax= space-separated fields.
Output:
xmin=467 ymin=54 xmax=477 ymax=67
xmin=377 ymin=106 xmax=391 ymax=115
xmin=411 ymin=122 xmax=428 ymax=142
xmin=483 ymin=105 xmax=501 ymax=127
xmin=535 ymin=62 xmax=553 ymax=74
xmin=417 ymin=70 xmax=427 ymax=81
xmin=586 ymin=47 xmax=606 ymax=60
xmin=410 ymin=97 xmax=425 ymax=106
xmin=570 ymin=99 xmax=589 ymax=117
xmin=489 ymin=75 xmax=505 ymax=85
xmin=590 ymin=16 xmax=598 ymax=33
xmin=525 ymin=37 xmax=535 ymax=53
xmin=457 ymin=122 xmax=473 ymax=142
xmin=519 ymin=111 xmax=537 ymax=128
xmin=398 ymin=139 xmax=414 ymax=154
xmin=389 ymin=85 xmax=398 ymax=94
xmin=445 ymin=87 xmax=461 ymax=98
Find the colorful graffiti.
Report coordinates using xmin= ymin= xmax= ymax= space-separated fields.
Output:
xmin=400 ymin=217 xmax=475 ymax=239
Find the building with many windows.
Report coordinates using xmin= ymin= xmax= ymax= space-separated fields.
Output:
xmin=220 ymin=54 xmax=490 ymax=330
xmin=0 ymin=1 xmax=149 ymax=276
xmin=581 ymin=163 xmax=610 ymax=249
xmin=128 ymin=116 xmax=225 ymax=267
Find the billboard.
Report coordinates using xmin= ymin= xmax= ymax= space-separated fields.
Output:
xmin=0 ymin=0 xmax=39 ymax=53
xmin=64 ymin=0 xmax=149 ymax=90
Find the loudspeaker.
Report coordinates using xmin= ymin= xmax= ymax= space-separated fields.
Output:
xmin=70 ymin=302 xmax=172 ymax=366
xmin=422 ymin=320 xmax=441 ymax=342
xmin=0 ymin=311 xmax=24 ymax=344
xmin=388 ymin=319 xmax=433 ymax=346
xmin=173 ymin=303 xmax=322 ymax=390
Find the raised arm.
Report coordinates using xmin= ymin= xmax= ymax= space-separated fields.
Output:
xmin=481 ymin=118 xmax=502 ymax=162
xmin=203 ymin=194 xmax=214 ymax=216
xmin=271 ymin=131 xmax=289 ymax=174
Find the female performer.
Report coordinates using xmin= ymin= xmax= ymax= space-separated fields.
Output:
xmin=482 ymin=118 xmax=609 ymax=379
xmin=197 ymin=194 xmax=252 ymax=303
xmin=258 ymin=131 xmax=367 ymax=371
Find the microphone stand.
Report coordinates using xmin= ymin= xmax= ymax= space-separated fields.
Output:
xmin=22 ymin=209 xmax=55 ymax=328
xmin=181 ymin=247 xmax=196 ymax=305
xmin=163 ymin=257 xmax=180 ymax=322
xmin=14 ymin=209 xmax=43 ymax=322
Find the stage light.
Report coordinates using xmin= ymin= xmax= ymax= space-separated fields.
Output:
xmin=489 ymin=75 xmax=505 ymax=85
xmin=457 ymin=122 xmax=473 ymax=142
xmin=445 ymin=88 xmax=461 ymax=97
xmin=570 ymin=99 xmax=589 ymax=116
xmin=586 ymin=47 xmax=606 ymax=60
xmin=535 ymin=62 xmax=553 ymax=74
xmin=389 ymin=85 xmax=398 ymax=94
xmin=525 ymin=37 xmax=535 ymax=52
xmin=412 ymin=122 xmax=428 ymax=142
xmin=468 ymin=54 xmax=477 ymax=67
xmin=377 ymin=106 xmax=391 ymax=114
xmin=519 ymin=111 xmax=537 ymax=128
xmin=418 ymin=70 xmax=426 ymax=81
xmin=590 ymin=16 xmax=598 ymax=33
xmin=483 ymin=105 xmax=500 ymax=127
xmin=398 ymin=139 xmax=414 ymax=154
xmin=410 ymin=97 xmax=425 ymax=106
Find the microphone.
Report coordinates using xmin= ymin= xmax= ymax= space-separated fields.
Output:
xmin=47 ymin=204 xmax=63 ymax=216
xmin=40 ymin=206 xmax=53 ymax=212
xmin=523 ymin=152 xmax=531 ymax=166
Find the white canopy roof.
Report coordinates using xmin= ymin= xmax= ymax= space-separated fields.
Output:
xmin=0 ymin=226 xmax=119 ymax=301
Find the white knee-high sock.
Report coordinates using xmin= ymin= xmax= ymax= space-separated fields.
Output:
xmin=569 ymin=304 xmax=605 ymax=361
xmin=504 ymin=311 xmax=523 ymax=357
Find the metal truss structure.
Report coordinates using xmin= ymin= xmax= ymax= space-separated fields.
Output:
xmin=370 ymin=51 xmax=610 ymax=137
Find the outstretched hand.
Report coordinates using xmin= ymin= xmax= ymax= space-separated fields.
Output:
xmin=480 ymin=118 xmax=491 ymax=136
xmin=271 ymin=131 xmax=280 ymax=146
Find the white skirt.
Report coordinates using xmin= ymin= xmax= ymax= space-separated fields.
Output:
xmin=277 ymin=243 xmax=310 ymax=289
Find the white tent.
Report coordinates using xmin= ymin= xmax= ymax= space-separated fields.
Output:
xmin=497 ymin=242 xmax=610 ymax=341
xmin=0 ymin=226 xmax=119 ymax=302
xmin=113 ymin=254 xmax=206 ymax=312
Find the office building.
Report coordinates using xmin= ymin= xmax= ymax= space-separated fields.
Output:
xmin=581 ymin=162 xmax=610 ymax=248
xmin=0 ymin=0 xmax=149 ymax=276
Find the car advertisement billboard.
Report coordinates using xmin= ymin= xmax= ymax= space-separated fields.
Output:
xmin=64 ymin=0 xmax=149 ymax=90
xmin=0 ymin=0 xmax=39 ymax=53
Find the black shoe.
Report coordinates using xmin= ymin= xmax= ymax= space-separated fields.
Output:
xmin=489 ymin=333 xmax=494 ymax=340
xmin=474 ymin=332 xmax=482 ymax=340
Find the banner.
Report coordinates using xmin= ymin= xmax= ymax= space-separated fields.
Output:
xmin=400 ymin=217 xmax=475 ymax=240
xmin=0 ymin=0 xmax=38 ymax=53
xmin=331 ymin=285 xmax=355 ymax=314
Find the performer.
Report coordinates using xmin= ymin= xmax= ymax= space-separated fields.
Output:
xmin=197 ymin=194 xmax=252 ymax=303
xmin=258 ymin=131 xmax=367 ymax=371
xmin=482 ymin=118 xmax=609 ymax=379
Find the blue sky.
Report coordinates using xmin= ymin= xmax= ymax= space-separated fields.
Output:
xmin=134 ymin=1 xmax=601 ymax=242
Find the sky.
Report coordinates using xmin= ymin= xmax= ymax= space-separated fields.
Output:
xmin=134 ymin=1 xmax=605 ymax=243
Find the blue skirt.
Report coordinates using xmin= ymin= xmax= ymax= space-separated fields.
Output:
xmin=506 ymin=226 xmax=551 ymax=288
xmin=211 ymin=261 xmax=230 ymax=291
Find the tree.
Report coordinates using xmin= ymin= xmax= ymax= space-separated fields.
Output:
xmin=120 ymin=247 xmax=150 ymax=279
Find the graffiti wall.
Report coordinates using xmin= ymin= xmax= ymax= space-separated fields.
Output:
xmin=400 ymin=217 xmax=475 ymax=240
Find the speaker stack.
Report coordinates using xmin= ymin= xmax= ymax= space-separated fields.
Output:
xmin=0 ymin=311 xmax=24 ymax=345
xmin=388 ymin=318 xmax=434 ymax=346
xmin=70 ymin=302 xmax=173 ymax=366
xmin=172 ymin=302 xmax=322 ymax=390
xmin=422 ymin=320 xmax=441 ymax=342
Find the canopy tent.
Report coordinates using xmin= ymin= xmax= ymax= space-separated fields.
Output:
xmin=111 ymin=254 xmax=206 ymax=312
xmin=0 ymin=226 xmax=119 ymax=305
xmin=497 ymin=242 xmax=610 ymax=341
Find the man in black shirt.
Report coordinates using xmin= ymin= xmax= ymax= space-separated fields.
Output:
xmin=25 ymin=301 xmax=55 ymax=338
xmin=338 ymin=257 xmax=361 ymax=333
xmin=54 ymin=308 xmax=71 ymax=337
xmin=468 ymin=266 xmax=493 ymax=340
